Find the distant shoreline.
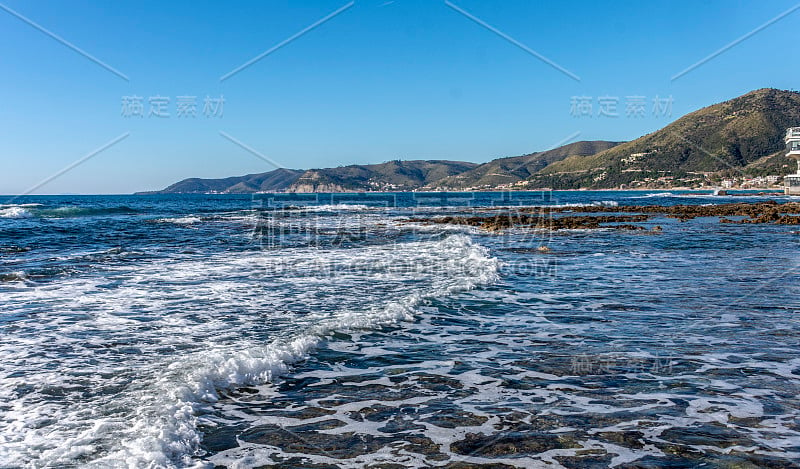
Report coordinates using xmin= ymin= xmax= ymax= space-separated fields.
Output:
xmin=2 ymin=188 xmax=787 ymax=197
xmin=133 ymin=188 xmax=786 ymax=196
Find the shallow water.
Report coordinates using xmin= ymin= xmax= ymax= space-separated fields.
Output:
xmin=1 ymin=192 xmax=799 ymax=468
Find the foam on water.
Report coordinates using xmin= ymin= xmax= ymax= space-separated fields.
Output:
xmin=193 ymin=224 xmax=800 ymax=468
xmin=546 ymin=200 xmax=619 ymax=208
xmin=201 ymin=280 xmax=800 ymax=468
xmin=37 ymin=206 xmax=140 ymax=218
xmin=3 ymin=194 xmax=800 ymax=468
xmin=155 ymin=216 xmax=203 ymax=225
xmin=629 ymin=192 xmax=675 ymax=198
xmin=303 ymin=204 xmax=373 ymax=212
xmin=0 ymin=234 xmax=498 ymax=468
xmin=0 ymin=206 xmax=33 ymax=218
xmin=0 ymin=204 xmax=141 ymax=219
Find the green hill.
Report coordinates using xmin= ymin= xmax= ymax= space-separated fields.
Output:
xmin=426 ymin=141 xmax=621 ymax=190
xmin=145 ymin=161 xmax=478 ymax=194
xmin=527 ymin=88 xmax=800 ymax=189
xmin=148 ymin=168 xmax=304 ymax=194
xmin=287 ymin=160 xmax=479 ymax=192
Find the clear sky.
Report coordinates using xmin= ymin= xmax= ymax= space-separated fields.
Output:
xmin=1 ymin=0 xmax=798 ymax=194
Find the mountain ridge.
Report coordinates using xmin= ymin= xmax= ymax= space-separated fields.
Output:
xmin=527 ymin=88 xmax=800 ymax=189
xmin=425 ymin=141 xmax=622 ymax=190
xmin=140 ymin=88 xmax=800 ymax=194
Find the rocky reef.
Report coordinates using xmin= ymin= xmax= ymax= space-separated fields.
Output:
xmin=406 ymin=201 xmax=800 ymax=231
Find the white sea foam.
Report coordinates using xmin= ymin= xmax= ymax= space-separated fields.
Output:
xmin=156 ymin=216 xmax=203 ymax=225
xmin=594 ymin=200 xmax=619 ymax=207
xmin=0 ymin=203 xmax=42 ymax=208
xmin=629 ymin=192 xmax=675 ymax=198
xmin=272 ymin=204 xmax=375 ymax=212
xmin=0 ymin=206 xmax=33 ymax=218
xmin=302 ymin=204 xmax=373 ymax=212
xmin=545 ymin=200 xmax=619 ymax=209
xmin=0 ymin=234 xmax=498 ymax=468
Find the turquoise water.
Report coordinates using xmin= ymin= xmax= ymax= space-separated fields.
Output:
xmin=1 ymin=191 xmax=799 ymax=468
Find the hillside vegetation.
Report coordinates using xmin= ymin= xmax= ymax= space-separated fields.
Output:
xmin=528 ymin=88 xmax=800 ymax=189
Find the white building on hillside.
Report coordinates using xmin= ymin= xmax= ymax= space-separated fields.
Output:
xmin=785 ymin=127 xmax=800 ymax=195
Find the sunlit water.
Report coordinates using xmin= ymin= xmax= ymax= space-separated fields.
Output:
xmin=1 ymin=192 xmax=799 ymax=468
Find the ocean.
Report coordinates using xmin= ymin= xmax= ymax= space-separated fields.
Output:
xmin=1 ymin=191 xmax=798 ymax=468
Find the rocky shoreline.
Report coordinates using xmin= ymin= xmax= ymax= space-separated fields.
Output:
xmin=407 ymin=201 xmax=800 ymax=231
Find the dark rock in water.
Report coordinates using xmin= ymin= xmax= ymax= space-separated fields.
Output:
xmin=201 ymin=425 xmax=247 ymax=453
xmin=596 ymin=430 xmax=646 ymax=449
xmin=408 ymin=213 xmax=649 ymax=231
xmin=412 ymin=373 xmax=465 ymax=392
xmin=0 ymin=273 xmax=28 ymax=282
xmin=377 ymin=416 xmax=427 ymax=433
xmin=406 ymin=201 xmax=800 ymax=232
xmin=659 ymin=424 xmax=756 ymax=449
xmin=351 ymin=404 xmax=400 ymax=423
xmin=450 ymin=431 xmax=579 ymax=457
xmin=268 ymin=406 xmax=336 ymax=420
xmin=285 ymin=419 xmax=347 ymax=433
xmin=613 ymin=454 xmax=704 ymax=468
xmin=545 ymin=201 xmax=800 ymax=224
xmin=775 ymin=215 xmax=800 ymax=224
xmin=240 ymin=424 xmax=396 ymax=458
xmin=421 ymin=407 xmax=488 ymax=429
xmin=441 ymin=463 xmax=519 ymax=469
xmin=613 ymin=224 xmax=647 ymax=231
xmin=554 ymin=450 xmax=615 ymax=468
xmin=255 ymin=458 xmax=342 ymax=469
xmin=400 ymin=435 xmax=449 ymax=460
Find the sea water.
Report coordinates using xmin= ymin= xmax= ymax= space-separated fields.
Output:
xmin=1 ymin=192 xmax=798 ymax=468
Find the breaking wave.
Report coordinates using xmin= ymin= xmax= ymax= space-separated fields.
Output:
xmin=0 ymin=234 xmax=498 ymax=468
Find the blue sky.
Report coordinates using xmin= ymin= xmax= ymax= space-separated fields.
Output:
xmin=1 ymin=0 xmax=798 ymax=194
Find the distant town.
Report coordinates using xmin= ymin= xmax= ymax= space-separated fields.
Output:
xmin=483 ymin=173 xmax=787 ymax=192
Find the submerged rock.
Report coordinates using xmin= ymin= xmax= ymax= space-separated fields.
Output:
xmin=405 ymin=201 xmax=800 ymax=232
xmin=450 ymin=431 xmax=580 ymax=457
